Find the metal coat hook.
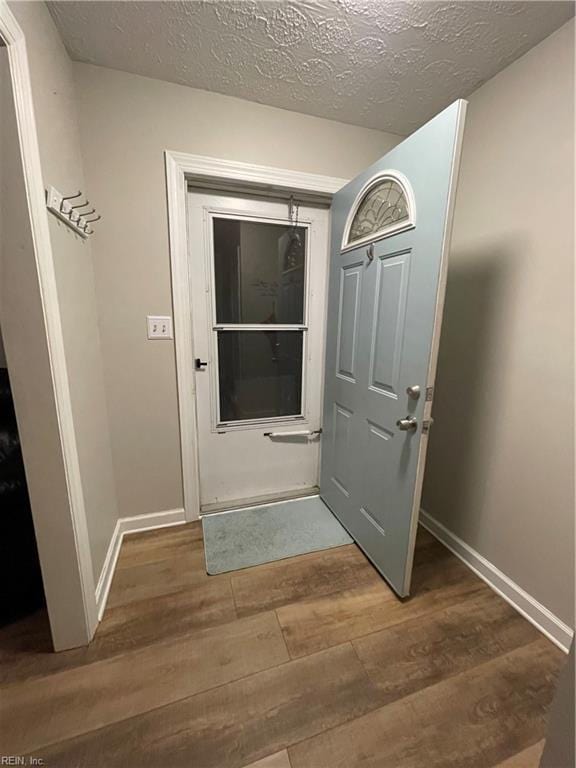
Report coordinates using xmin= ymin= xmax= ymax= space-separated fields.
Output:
xmin=59 ymin=190 xmax=82 ymax=212
xmin=79 ymin=210 xmax=96 ymax=227
xmin=69 ymin=199 xmax=91 ymax=210
xmin=60 ymin=190 xmax=82 ymax=202
xmin=46 ymin=186 xmax=100 ymax=240
xmin=80 ymin=214 xmax=101 ymax=236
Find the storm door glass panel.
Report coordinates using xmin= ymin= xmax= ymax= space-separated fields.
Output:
xmin=213 ymin=218 xmax=306 ymax=324
xmin=218 ymin=331 xmax=303 ymax=422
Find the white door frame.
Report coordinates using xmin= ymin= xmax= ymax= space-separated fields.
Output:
xmin=0 ymin=1 xmax=98 ymax=648
xmin=164 ymin=150 xmax=347 ymax=521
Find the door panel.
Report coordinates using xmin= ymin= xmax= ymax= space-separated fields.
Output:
xmin=362 ymin=419 xmax=394 ymax=529
xmin=321 ymin=245 xmax=365 ymax=521
xmin=332 ymin=403 xmax=353 ymax=497
xmin=320 ymin=100 xmax=467 ymax=596
xmin=336 ymin=263 xmax=362 ymax=382
xmin=369 ymin=251 xmax=411 ymax=397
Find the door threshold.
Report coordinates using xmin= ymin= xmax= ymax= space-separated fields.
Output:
xmin=200 ymin=486 xmax=320 ymax=516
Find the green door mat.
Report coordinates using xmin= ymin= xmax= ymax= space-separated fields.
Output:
xmin=202 ymin=496 xmax=353 ymax=575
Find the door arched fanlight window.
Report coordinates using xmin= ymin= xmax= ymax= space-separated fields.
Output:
xmin=342 ymin=172 xmax=415 ymax=251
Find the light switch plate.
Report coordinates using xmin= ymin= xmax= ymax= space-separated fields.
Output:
xmin=147 ymin=315 xmax=173 ymax=339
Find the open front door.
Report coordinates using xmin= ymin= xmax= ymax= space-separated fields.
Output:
xmin=320 ymin=100 xmax=467 ymax=597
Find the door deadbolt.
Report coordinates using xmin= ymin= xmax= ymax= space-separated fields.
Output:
xmin=406 ymin=385 xmax=421 ymax=400
xmin=396 ymin=416 xmax=418 ymax=432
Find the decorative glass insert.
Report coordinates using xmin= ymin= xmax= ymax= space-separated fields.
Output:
xmin=347 ymin=177 xmax=410 ymax=247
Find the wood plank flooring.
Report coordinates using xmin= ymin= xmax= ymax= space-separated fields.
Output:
xmin=0 ymin=522 xmax=563 ymax=767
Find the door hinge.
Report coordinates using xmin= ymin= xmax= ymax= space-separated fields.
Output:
xmin=425 ymin=386 xmax=434 ymax=402
xmin=422 ymin=418 xmax=434 ymax=434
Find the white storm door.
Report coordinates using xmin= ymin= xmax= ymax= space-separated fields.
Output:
xmin=187 ymin=192 xmax=329 ymax=509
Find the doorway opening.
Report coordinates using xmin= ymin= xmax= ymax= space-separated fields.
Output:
xmin=0 ymin=327 xmax=45 ymax=625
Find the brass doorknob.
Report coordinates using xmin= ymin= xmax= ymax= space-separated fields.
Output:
xmin=396 ymin=416 xmax=418 ymax=432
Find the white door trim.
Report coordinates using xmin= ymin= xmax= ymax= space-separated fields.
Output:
xmin=0 ymin=1 xmax=98 ymax=647
xmin=165 ymin=151 xmax=347 ymax=521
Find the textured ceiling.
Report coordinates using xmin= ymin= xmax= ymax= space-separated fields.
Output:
xmin=48 ymin=1 xmax=574 ymax=135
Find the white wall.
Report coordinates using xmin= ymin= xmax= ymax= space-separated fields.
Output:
xmin=8 ymin=3 xmax=118 ymax=581
xmin=423 ymin=20 xmax=575 ymax=627
xmin=74 ymin=62 xmax=402 ymax=520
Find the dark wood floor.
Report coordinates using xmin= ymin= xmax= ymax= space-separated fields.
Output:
xmin=0 ymin=522 xmax=563 ymax=767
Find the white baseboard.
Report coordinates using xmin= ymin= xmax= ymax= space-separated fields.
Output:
xmin=420 ymin=510 xmax=574 ymax=653
xmin=117 ymin=508 xmax=187 ymax=537
xmin=95 ymin=508 xmax=186 ymax=620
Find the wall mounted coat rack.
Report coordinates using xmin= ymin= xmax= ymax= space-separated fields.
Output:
xmin=46 ymin=186 xmax=101 ymax=239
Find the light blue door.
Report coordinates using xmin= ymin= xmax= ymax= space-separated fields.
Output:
xmin=320 ymin=101 xmax=467 ymax=597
